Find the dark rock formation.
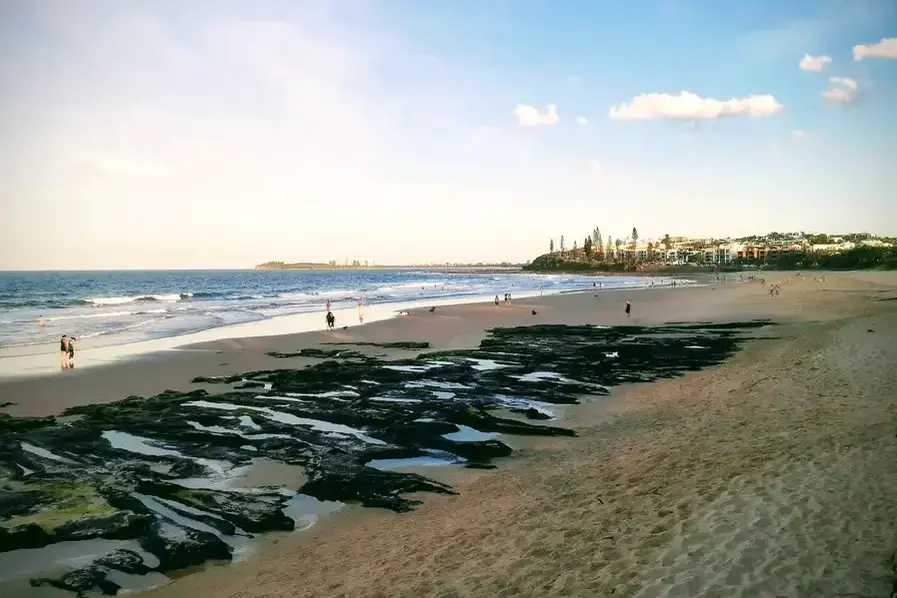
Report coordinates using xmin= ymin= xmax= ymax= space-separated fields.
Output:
xmin=266 ymin=348 xmax=368 ymax=360
xmin=30 ymin=549 xmax=154 ymax=597
xmin=1 ymin=321 xmax=771 ymax=593
xmin=138 ymin=520 xmax=232 ymax=572
xmin=322 ymin=341 xmax=431 ymax=349
xmin=31 ymin=567 xmax=122 ymax=597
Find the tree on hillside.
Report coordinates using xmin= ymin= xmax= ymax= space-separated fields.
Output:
xmin=647 ymin=241 xmax=655 ymax=259
xmin=550 ymin=239 xmax=554 ymax=253
xmin=573 ymin=240 xmax=578 ymax=251
xmin=806 ymin=234 xmax=830 ymax=245
xmin=594 ymin=228 xmax=603 ymax=257
xmin=584 ymin=236 xmax=593 ymax=257
xmin=606 ymin=237 xmax=614 ymax=260
xmin=662 ymin=233 xmax=671 ymax=250
xmin=560 ymin=235 xmax=566 ymax=252
xmin=631 ymin=227 xmax=639 ymax=249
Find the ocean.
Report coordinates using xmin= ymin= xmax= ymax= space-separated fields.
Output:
xmin=0 ymin=269 xmax=683 ymax=354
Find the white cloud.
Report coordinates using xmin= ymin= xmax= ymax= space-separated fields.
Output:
xmin=576 ymin=116 xmax=588 ymax=126
xmin=853 ymin=37 xmax=897 ymax=61
xmin=513 ymin=104 xmax=559 ymax=127
xmin=608 ymin=92 xmax=783 ymax=121
xmin=829 ymin=76 xmax=857 ymax=90
xmin=799 ymin=54 xmax=832 ymax=72
xmin=792 ymin=129 xmax=806 ymax=139
xmin=822 ymin=76 xmax=858 ymax=105
xmin=822 ymin=87 xmax=853 ymax=104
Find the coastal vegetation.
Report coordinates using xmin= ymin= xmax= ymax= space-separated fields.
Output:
xmin=525 ymin=226 xmax=897 ymax=272
xmin=733 ymin=245 xmax=897 ymax=270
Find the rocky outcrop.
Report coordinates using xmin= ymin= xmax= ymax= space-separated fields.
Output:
xmin=1 ymin=321 xmax=770 ymax=594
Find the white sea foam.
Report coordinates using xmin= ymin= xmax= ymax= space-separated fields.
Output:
xmin=46 ymin=310 xmax=136 ymax=322
xmin=85 ymin=293 xmax=190 ymax=306
xmin=0 ymin=271 xmax=700 ymax=362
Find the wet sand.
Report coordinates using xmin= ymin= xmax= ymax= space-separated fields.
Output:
xmin=5 ymin=271 xmax=897 ymax=597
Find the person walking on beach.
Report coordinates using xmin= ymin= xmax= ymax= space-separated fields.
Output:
xmin=67 ymin=337 xmax=76 ymax=369
xmin=38 ymin=315 xmax=46 ymax=328
xmin=494 ymin=295 xmax=500 ymax=309
xmin=325 ymin=299 xmax=332 ymax=313
xmin=59 ymin=335 xmax=69 ymax=369
xmin=357 ymin=296 xmax=364 ymax=324
xmin=625 ymin=299 xmax=631 ymax=318
xmin=326 ymin=311 xmax=335 ymax=331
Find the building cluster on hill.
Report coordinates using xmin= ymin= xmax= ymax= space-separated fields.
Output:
xmin=547 ymin=230 xmax=895 ymax=266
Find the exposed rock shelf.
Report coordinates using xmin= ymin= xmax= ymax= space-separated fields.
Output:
xmin=0 ymin=322 xmax=771 ymax=595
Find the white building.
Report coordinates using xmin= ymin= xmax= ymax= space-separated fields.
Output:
xmin=811 ymin=242 xmax=856 ymax=253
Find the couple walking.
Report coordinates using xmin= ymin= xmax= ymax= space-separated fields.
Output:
xmin=59 ymin=335 xmax=76 ymax=369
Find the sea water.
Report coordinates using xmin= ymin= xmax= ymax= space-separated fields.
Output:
xmin=0 ymin=270 xmax=688 ymax=370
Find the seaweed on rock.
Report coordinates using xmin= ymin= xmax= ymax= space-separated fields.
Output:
xmin=265 ymin=348 xmax=370 ymax=360
xmin=322 ymin=341 xmax=431 ymax=349
xmin=0 ymin=321 xmax=768 ymax=594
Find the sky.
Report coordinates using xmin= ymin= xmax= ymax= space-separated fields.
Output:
xmin=1 ymin=0 xmax=896 ymax=269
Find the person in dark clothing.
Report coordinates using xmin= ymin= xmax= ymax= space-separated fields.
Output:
xmin=60 ymin=335 xmax=69 ymax=369
xmin=325 ymin=311 xmax=335 ymax=330
xmin=67 ymin=337 xmax=76 ymax=369
xmin=625 ymin=299 xmax=631 ymax=318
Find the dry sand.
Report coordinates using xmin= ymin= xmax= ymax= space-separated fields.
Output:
xmin=5 ymin=272 xmax=897 ymax=597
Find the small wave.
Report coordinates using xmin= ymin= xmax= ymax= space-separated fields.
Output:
xmin=76 ymin=316 xmax=171 ymax=340
xmin=81 ymin=293 xmax=192 ymax=306
xmin=46 ymin=310 xmax=136 ymax=322
xmin=277 ymin=292 xmax=312 ymax=300
xmin=0 ymin=299 xmax=52 ymax=309
xmin=0 ymin=309 xmax=157 ymax=326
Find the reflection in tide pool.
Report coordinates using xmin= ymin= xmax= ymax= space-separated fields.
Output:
xmin=102 ymin=430 xmax=233 ymax=476
xmin=366 ymin=452 xmax=463 ymax=471
xmin=184 ymin=401 xmax=386 ymax=445
xmin=0 ymin=539 xmax=167 ymax=597
xmin=19 ymin=443 xmax=75 ymax=464
xmin=442 ymin=425 xmax=499 ymax=442
xmin=464 ymin=358 xmax=511 ymax=371
xmin=281 ymin=494 xmax=344 ymax=531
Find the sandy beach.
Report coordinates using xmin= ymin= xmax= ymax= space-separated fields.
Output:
xmin=5 ymin=277 xmax=723 ymax=418
xmin=4 ymin=271 xmax=897 ymax=597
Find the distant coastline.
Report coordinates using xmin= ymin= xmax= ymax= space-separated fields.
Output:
xmin=255 ymin=261 xmax=523 ymax=273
